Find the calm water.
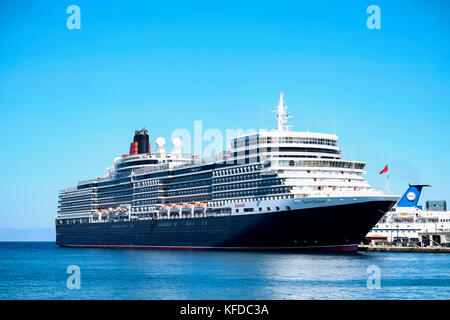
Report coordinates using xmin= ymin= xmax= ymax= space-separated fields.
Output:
xmin=0 ymin=242 xmax=449 ymax=300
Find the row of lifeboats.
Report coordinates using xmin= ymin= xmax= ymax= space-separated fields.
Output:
xmin=159 ymin=202 xmax=207 ymax=211
xmin=92 ymin=206 xmax=130 ymax=216
xmin=90 ymin=203 xmax=206 ymax=218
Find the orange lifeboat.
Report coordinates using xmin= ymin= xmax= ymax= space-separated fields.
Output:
xmin=195 ymin=202 xmax=207 ymax=207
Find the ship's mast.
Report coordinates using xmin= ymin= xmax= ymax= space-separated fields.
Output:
xmin=276 ymin=92 xmax=289 ymax=131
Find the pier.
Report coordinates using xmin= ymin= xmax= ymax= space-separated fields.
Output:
xmin=358 ymin=244 xmax=450 ymax=253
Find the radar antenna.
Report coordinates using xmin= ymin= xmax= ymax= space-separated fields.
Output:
xmin=274 ymin=92 xmax=292 ymax=131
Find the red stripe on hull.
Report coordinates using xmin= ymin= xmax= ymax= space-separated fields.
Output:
xmin=59 ymin=244 xmax=359 ymax=252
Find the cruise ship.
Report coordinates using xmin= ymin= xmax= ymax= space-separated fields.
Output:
xmin=56 ymin=93 xmax=399 ymax=252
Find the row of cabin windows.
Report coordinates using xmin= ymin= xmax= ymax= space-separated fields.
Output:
xmin=98 ymin=196 xmax=133 ymax=204
xmin=213 ymin=179 xmax=282 ymax=191
xmin=97 ymin=184 xmax=132 ymax=193
xmin=147 ymin=195 xmax=211 ymax=204
xmin=135 ymin=175 xmax=211 ymax=191
xmin=60 ymin=200 xmax=93 ymax=207
xmin=134 ymin=199 xmax=161 ymax=206
xmin=134 ymin=192 xmax=159 ymax=199
xmin=165 ymin=188 xmax=211 ymax=197
xmin=260 ymin=137 xmax=337 ymax=146
xmin=59 ymin=206 xmax=93 ymax=213
xmin=213 ymin=187 xmax=289 ymax=200
xmin=164 ymin=180 xmax=211 ymax=190
xmin=215 ymin=165 xmax=261 ymax=176
xmin=97 ymin=190 xmax=132 ymax=199
xmin=277 ymin=159 xmax=365 ymax=170
xmin=134 ymin=186 xmax=159 ymax=193
xmin=211 ymin=195 xmax=292 ymax=208
xmin=59 ymin=194 xmax=93 ymax=202
xmin=57 ymin=218 xmax=89 ymax=225
xmin=60 ymin=190 xmax=92 ymax=198
xmin=166 ymin=173 xmax=212 ymax=185
xmin=238 ymin=206 xmax=291 ymax=213
xmin=135 ymin=180 xmax=160 ymax=188
xmin=214 ymin=173 xmax=260 ymax=184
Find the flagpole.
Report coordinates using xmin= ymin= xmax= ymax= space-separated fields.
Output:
xmin=386 ymin=173 xmax=390 ymax=195
xmin=380 ymin=165 xmax=389 ymax=194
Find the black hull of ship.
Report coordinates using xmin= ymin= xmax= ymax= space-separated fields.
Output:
xmin=56 ymin=200 xmax=395 ymax=252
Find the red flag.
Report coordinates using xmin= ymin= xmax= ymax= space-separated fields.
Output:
xmin=379 ymin=165 xmax=388 ymax=174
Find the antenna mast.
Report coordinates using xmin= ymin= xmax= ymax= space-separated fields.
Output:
xmin=276 ymin=92 xmax=289 ymax=131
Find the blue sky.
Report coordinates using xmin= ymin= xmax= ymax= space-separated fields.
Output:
xmin=0 ymin=0 xmax=449 ymax=228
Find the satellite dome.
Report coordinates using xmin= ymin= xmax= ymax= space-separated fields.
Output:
xmin=171 ymin=137 xmax=183 ymax=156
xmin=155 ymin=137 xmax=166 ymax=157
xmin=172 ymin=137 xmax=182 ymax=148
xmin=155 ymin=137 xmax=166 ymax=147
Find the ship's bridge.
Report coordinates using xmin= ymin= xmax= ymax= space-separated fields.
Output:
xmin=230 ymin=130 xmax=341 ymax=162
xmin=229 ymin=93 xmax=341 ymax=163
xmin=224 ymin=93 xmax=374 ymax=198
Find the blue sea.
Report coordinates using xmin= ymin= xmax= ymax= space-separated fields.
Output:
xmin=0 ymin=242 xmax=449 ymax=300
